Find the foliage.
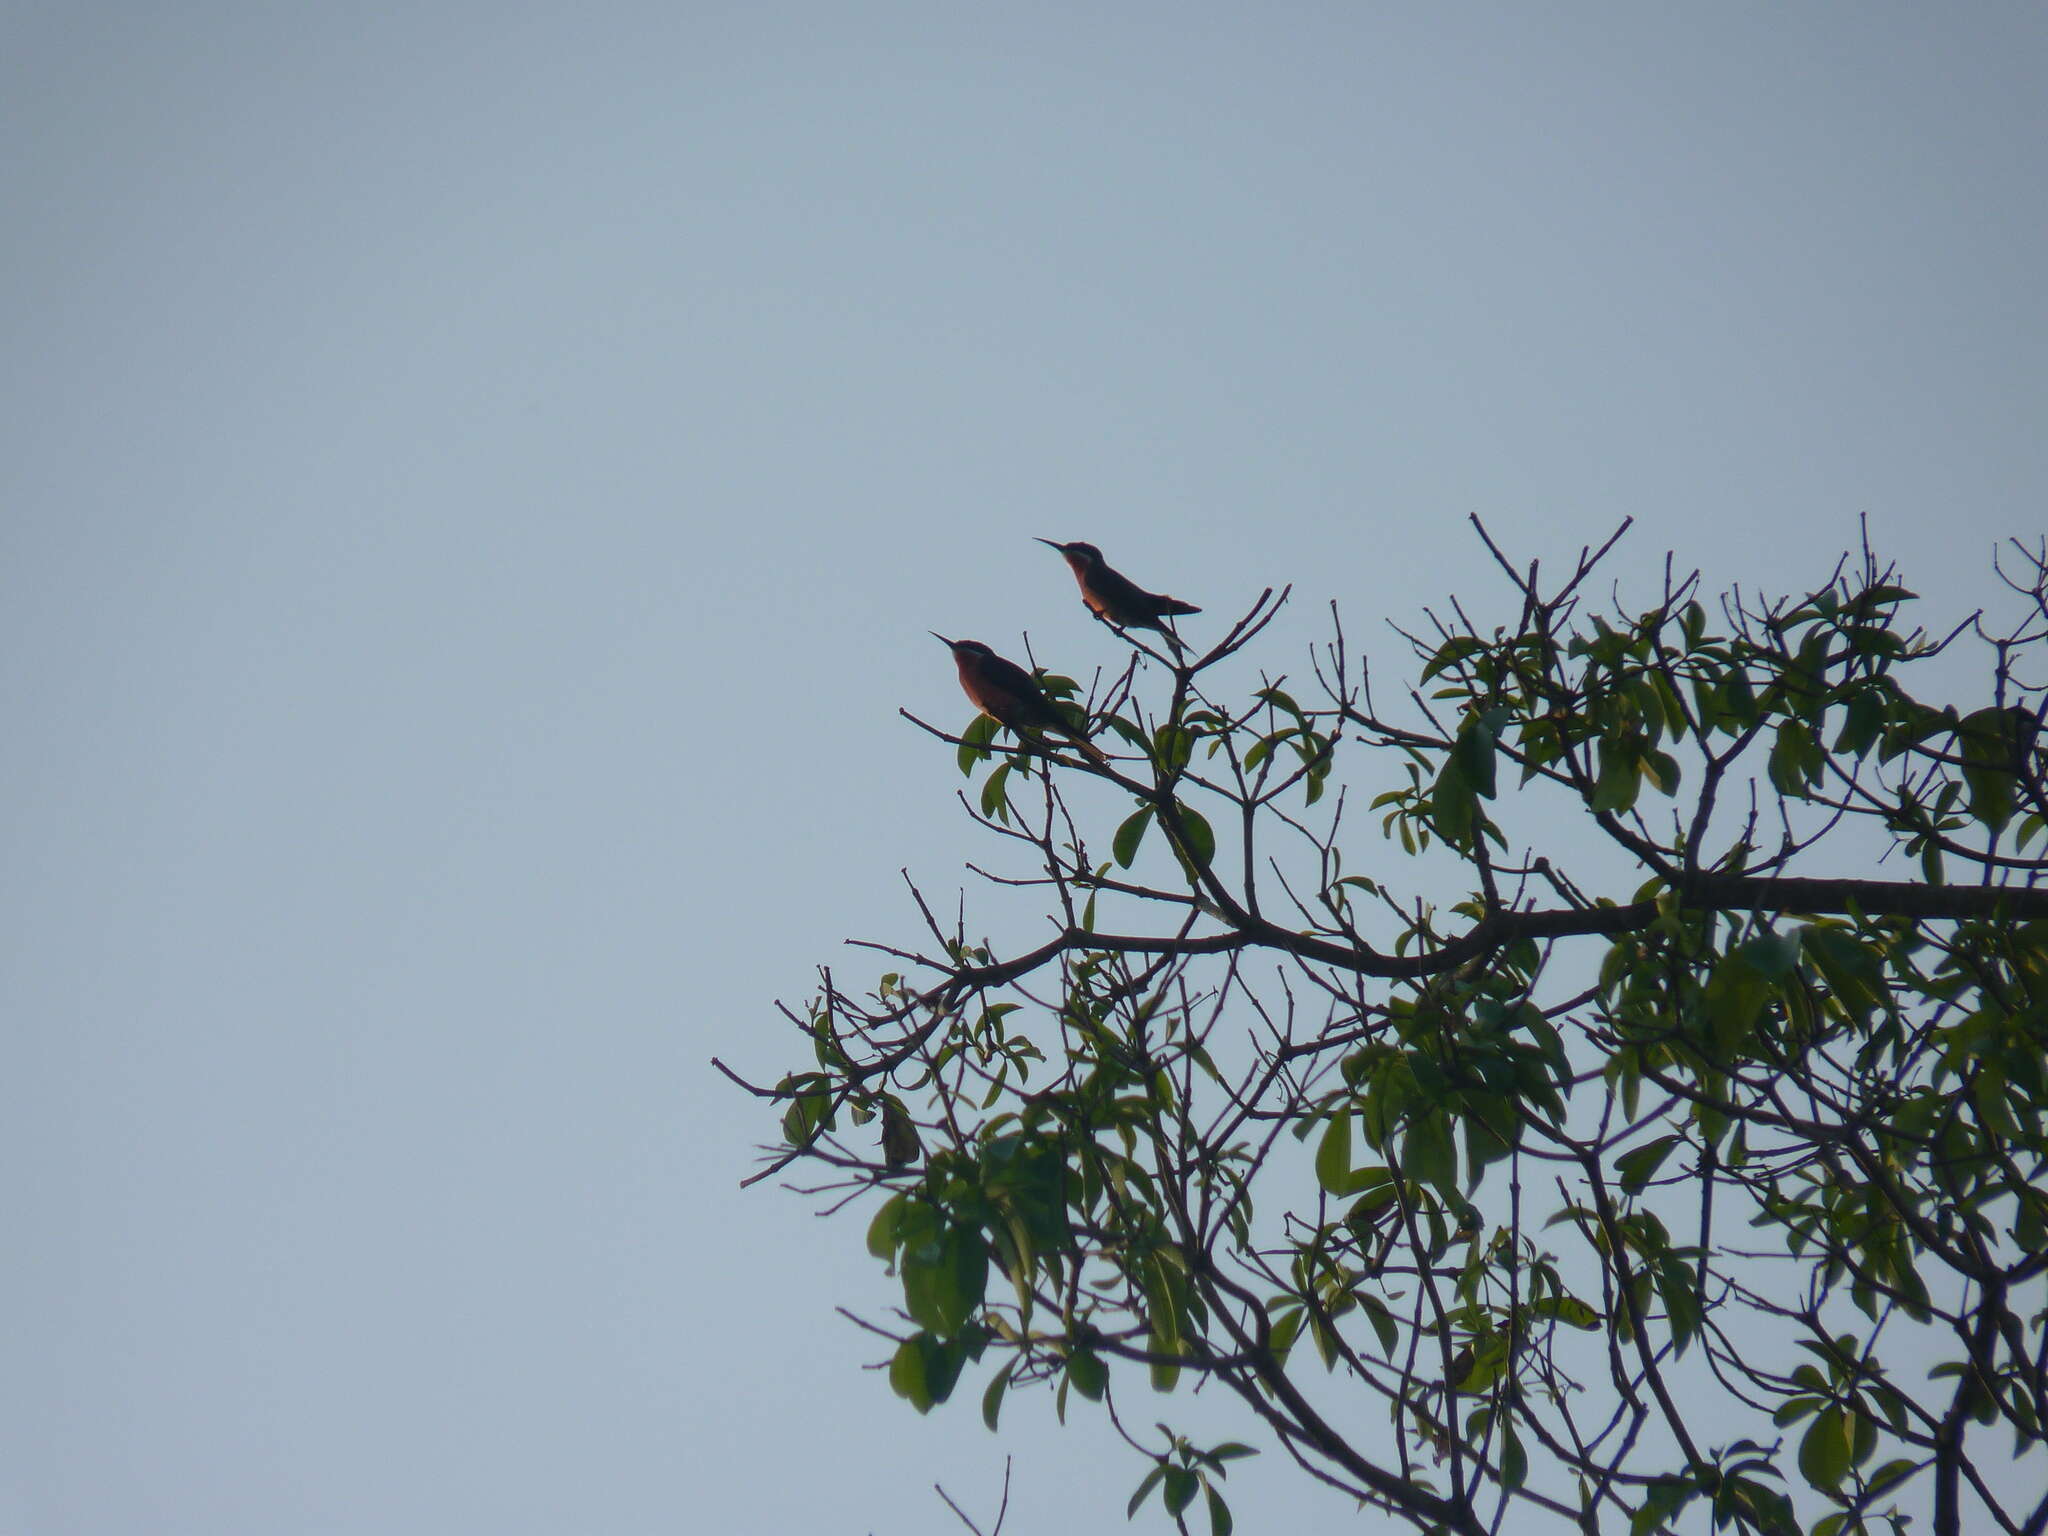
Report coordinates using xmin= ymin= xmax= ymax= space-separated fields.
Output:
xmin=722 ymin=522 xmax=2048 ymax=1536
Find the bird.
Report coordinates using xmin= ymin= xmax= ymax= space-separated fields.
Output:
xmin=932 ymin=633 xmax=1107 ymax=763
xmin=1037 ymin=540 xmax=1200 ymax=637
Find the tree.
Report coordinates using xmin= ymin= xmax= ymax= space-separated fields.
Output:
xmin=720 ymin=521 xmax=2048 ymax=1536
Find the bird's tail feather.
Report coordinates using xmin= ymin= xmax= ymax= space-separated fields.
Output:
xmin=1067 ymin=733 xmax=1109 ymax=765
xmin=1015 ymin=724 xmax=1108 ymax=766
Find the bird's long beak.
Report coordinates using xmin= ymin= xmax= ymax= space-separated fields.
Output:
xmin=1034 ymin=538 xmax=1065 ymax=552
xmin=929 ymin=631 xmax=955 ymax=647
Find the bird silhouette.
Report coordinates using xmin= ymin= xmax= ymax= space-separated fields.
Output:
xmin=932 ymin=634 xmax=1107 ymax=763
xmin=1037 ymin=540 xmax=1200 ymax=637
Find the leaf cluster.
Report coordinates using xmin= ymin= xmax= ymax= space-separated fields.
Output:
xmin=731 ymin=524 xmax=2048 ymax=1536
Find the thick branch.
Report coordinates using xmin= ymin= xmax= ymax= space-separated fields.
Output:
xmin=938 ymin=872 xmax=2048 ymax=995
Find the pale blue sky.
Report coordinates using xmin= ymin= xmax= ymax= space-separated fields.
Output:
xmin=3 ymin=5 xmax=2043 ymax=1533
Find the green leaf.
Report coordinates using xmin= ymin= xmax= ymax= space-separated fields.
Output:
xmin=1304 ymin=748 xmax=1330 ymax=805
xmin=1345 ymin=1176 xmax=1397 ymax=1227
xmin=1833 ymin=686 xmax=1888 ymax=757
xmin=957 ymin=711 xmax=999 ymax=774
xmin=1799 ymin=1403 xmax=1852 ymax=1489
xmin=928 ymin=1229 xmax=988 ymax=1335
xmin=1656 ymin=1258 xmax=1703 ymax=1355
xmin=1205 ymin=1482 xmax=1234 ymax=1536
xmin=886 ymin=1332 xmax=968 ymax=1414
xmin=1616 ymin=1134 xmax=1683 ymax=1193
xmin=979 ymin=762 xmax=1012 ymax=822
xmin=930 ymin=1336 xmax=970 ymax=1404
xmin=1704 ymin=949 xmax=1772 ymax=1053
xmin=2018 ymin=1188 xmax=2048 ymax=1252
xmin=1864 ymin=1458 xmax=1917 ymax=1496
xmin=901 ymin=1252 xmax=942 ymax=1334
xmin=903 ymin=1226 xmax=988 ymax=1337
xmin=866 ymin=1193 xmax=906 ymax=1260
xmin=1103 ymin=714 xmax=1152 ymax=752
xmin=1153 ymin=723 xmax=1194 ymax=773
xmin=1146 ymin=1259 xmax=1184 ymax=1393
xmin=1169 ymin=805 xmax=1217 ymax=870
xmin=1149 ymin=1339 xmax=1180 ymax=1394
xmin=780 ymin=1079 xmax=834 ymax=1145
xmin=1315 ymin=1112 xmax=1353 ymax=1196
xmin=1267 ymin=1304 xmax=1304 ymax=1366
xmin=1360 ymin=1294 xmax=1400 ymax=1354
xmin=890 ymin=1335 xmax=933 ymax=1413
xmin=1430 ymin=761 xmax=1478 ymax=847
xmin=1802 ymin=927 xmax=1887 ymax=1020
xmin=1629 ymin=1476 xmax=1696 ymax=1536
xmin=1719 ymin=668 xmax=1758 ymax=730
xmin=1066 ymin=1347 xmax=1108 ymax=1401
xmin=1421 ymin=635 xmax=1489 ymax=682
xmin=1740 ymin=929 xmax=1803 ymax=980
xmin=1404 ymin=1111 xmax=1459 ymax=1199
xmin=981 ymin=1361 xmax=1012 ymax=1431
xmin=1454 ymin=714 xmax=1499 ymax=799
xmin=1113 ymin=806 xmax=1154 ymax=868
xmin=1501 ymin=1422 xmax=1528 ymax=1490
xmin=1127 ymin=1465 xmax=1166 ymax=1518
xmin=1959 ymin=706 xmax=2020 ymax=831
xmin=1769 ymin=718 xmax=1817 ymax=796
xmin=1530 ymin=1293 xmax=1602 ymax=1329
xmin=1773 ymin=1395 xmax=1820 ymax=1427
xmin=1590 ymin=740 xmax=1643 ymax=814
xmin=1453 ymin=1337 xmax=1504 ymax=1393
xmin=1163 ymin=1468 xmax=1198 ymax=1517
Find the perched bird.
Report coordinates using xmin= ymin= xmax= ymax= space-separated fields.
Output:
xmin=1037 ymin=539 xmax=1200 ymax=636
xmin=932 ymin=633 xmax=1107 ymax=763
